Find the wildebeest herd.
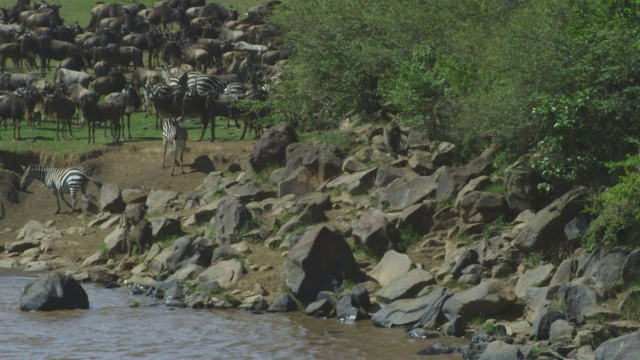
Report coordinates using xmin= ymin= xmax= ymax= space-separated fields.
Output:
xmin=0 ymin=0 xmax=287 ymax=148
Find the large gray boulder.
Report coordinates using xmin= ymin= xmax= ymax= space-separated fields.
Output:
xmin=478 ymin=341 xmax=524 ymax=360
xmin=375 ymin=176 xmax=437 ymax=211
xmin=503 ymin=165 xmax=540 ymax=213
xmin=352 ymin=210 xmax=399 ymax=257
xmin=441 ymin=279 xmax=515 ymax=320
xmin=435 ymin=149 xmax=495 ymax=201
xmin=623 ymin=250 xmax=640 ymax=285
xmin=148 ymin=236 xmax=201 ymax=276
xmin=367 ymin=250 xmax=413 ymax=286
xmin=20 ymin=272 xmax=89 ymax=311
xmin=325 ymin=167 xmax=378 ymax=195
xmin=283 ymin=226 xmax=364 ymax=303
xmin=558 ymin=280 xmax=598 ymax=324
xmin=376 ymin=269 xmax=436 ymax=304
xmin=283 ymin=142 xmax=343 ymax=185
xmin=214 ymin=196 xmax=251 ymax=245
xmin=513 ymin=187 xmax=588 ymax=253
xmin=249 ymin=122 xmax=297 ymax=172
xmin=227 ymin=180 xmax=276 ymax=203
xmin=197 ymin=259 xmax=245 ymax=288
xmin=149 ymin=217 xmax=183 ymax=238
xmin=100 ymin=183 xmax=125 ymax=213
xmin=581 ymin=248 xmax=629 ymax=286
xmin=594 ymin=331 xmax=640 ymax=360
xmin=372 ymin=287 xmax=448 ymax=328
xmin=146 ymin=189 xmax=179 ymax=213
xmin=514 ymin=263 xmax=555 ymax=299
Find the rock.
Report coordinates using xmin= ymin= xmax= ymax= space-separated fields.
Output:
xmin=478 ymin=341 xmax=524 ymax=360
xmin=211 ymin=246 xmax=240 ymax=263
xmin=351 ymin=283 xmax=371 ymax=311
xmin=81 ymin=194 xmax=100 ymax=216
xmin=371 ymin=287 xmax=448 ymax=328
xmin=513 ymin=187 xmax=588 ymax=253
xmin=191 ymin=154 xmax=215 ymax=173
xmin=16 ymin=220 xmax=62 ymax=243
xmin=5 ymin=239 xmax=40 ymax=253
xmin=368 ymin=250 xmax=413 ymax=286
xmin=81 ymin=250 xmax=109 ymax=267
xmin=376 ymin=176 xmax=437 ymax=211
xmin=146 ymin=189 xmax=179 ymax=213
xmin=455 ymin=176 xmax=492 ymax=208
xmin=374 ymin=166 xmax=419 ymax=189
xmin=435 ymin=150 xmax=494 ymax=201
xmin=336 ymin=294 xmax=365 ymax=323
xmin=440 ymin=316 xmax=466 ymax=337
xmin=594 ymin=331 xmax=640 ymax=360
xmin=168 ymin=264 xmax=204 ymax=281
xmin=376 ymin=269 xmax=436 ymax=304
xmin=277 ymin=166 xmax=316 ymax=197
xmin=20 ymin=272 xmax=89 ymax=311
xmin=283 ymin=142 xmax=343 ymax=184
xmin=249 ymin=122 xmax=297 ymax=172
xmin=268 ymin=293 xmax=299 ymax=312
xmin=397 ymin=203 xmax=434 ymax=235
xmin=619 ymin=289 xmax=640 ymax=320
xmin=342 ymin=156 xmax=369 ymax=173
xmin=103 ymin=227 xmax=126 ymax=254
xmin=352 ymin=210 xmax=399 ymax=257
xmin=148 ymin=236 xmax=197 ymax=276
xmin=149 ymin=217 xmax=183 ymax=238
xmin=582 ymin=248 xmax=629 ymax=286
xmin=565 ymin=214 xmax=589 ymax=241
xmin=432 ymin=141 xmax=457 ymax=166
xmin=325 ymin=168 xmax=378 ymax=195
xmin=550 ymin=259 xmax=576 ymax=286
xmin=441 ymin=279 xmax=515 ymax=321
xmin=530 ymin=304 xmax=565 ymax=340
xmin=549 ymin=319 xmax=575 ymax=342
xmin=503 ymin=166 xmax=540 ymax=213
xmin=622 ymin=250 xmax=640 ymax=286
xmin=408 ymin=150 xmax=435 ymax=175
xmin=559 ymin=281 xmax=598 ymax=324
xmin=214 ymin=196 xmax=251 ymax=245
xmin=227 ymin=180 xmax=276 ymax=202
xmin=458 ymin=191 xmax=507 ymax=224
xmin=100 ymin=183 xmax=125 ymax=213
xmin=197 ymin=259 xmax=245 ymax=288
xmin=451 ymin=249 xmax=479 ymax=279
xmin=514 ymin=263 xmax=555 ymax=299
xmin=283 ymin=226 xmax=364 ymax=303
xmin=305 ymin=298 xmax=334 ymax=317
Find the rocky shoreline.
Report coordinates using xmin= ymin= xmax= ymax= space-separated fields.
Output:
xmin=3 ymin=122 xmax=640 ymax=359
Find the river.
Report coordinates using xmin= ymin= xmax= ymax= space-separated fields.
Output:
xmin=0 ymin=273 xmax=465 ymax=360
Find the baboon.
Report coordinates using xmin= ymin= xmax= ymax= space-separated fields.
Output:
xmin=119 ymin=203 xmax=154 ymax=257
xmin=383 ymin=120 xmax=402 ymax=158
xmin=125 ymin=219 xmax=153 ymax=257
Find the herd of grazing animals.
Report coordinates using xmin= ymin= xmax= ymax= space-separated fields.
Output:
xmin=2 ymin=0 xmax=285 ymax=225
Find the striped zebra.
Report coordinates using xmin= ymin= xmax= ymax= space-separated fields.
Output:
xmin=162 ymin=117 xmax=188 ymax=175
xmin=20 ymin=164 xmax=103 ymax=215
xmin=186 ymin=58 xmax=257 ymax=95
xmin=161 ymin=66 xmax=188 ymax=88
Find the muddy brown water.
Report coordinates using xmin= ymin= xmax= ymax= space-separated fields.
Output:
xmin=1 ymin=272 xmax=465 ymax=360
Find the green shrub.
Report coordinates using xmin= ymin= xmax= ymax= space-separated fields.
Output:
xmin=397 ymin=226 xmax=420 ymax=253
xmin=584 ymin=153 xmax=640 ymax=250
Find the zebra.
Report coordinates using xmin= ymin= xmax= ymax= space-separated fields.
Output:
xmin=160 ymin=66 xmax=188 ymax=88
xmin=162 ymin=117 xmax=188 ymax=175
xmin=186 ymin=58 xmax=258 ymax=95
xmin=20 ymin=164 xmax=103 ymax=215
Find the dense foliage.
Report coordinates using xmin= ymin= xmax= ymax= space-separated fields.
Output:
xmin=266 ymin=0 xmax=640 ymax=249
xmin=269 ymin=0 xmax=640 ymax=194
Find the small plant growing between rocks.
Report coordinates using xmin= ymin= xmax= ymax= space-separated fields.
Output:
xmin=97 ymin=242 xmax=111 ymax=256
xmin=482 ymin=216 xmax=506 ymax=240
xmin=522 ymin=252 xmax=544 ymax=270
xmin=397 ymin=226 xmax=420 ymax=253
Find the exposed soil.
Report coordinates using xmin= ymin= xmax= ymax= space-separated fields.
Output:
xmin=0 ymin=139 xmax=289 ymax=301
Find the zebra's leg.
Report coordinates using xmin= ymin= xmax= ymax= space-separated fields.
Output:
xmin=179 ymin=142 xmax=185 ymax=174
xmin=171 ymin=139 xmax=177 ymax=176
xmin=199 ymin=117 xmax=208 ymax=141
xmin=68 ymin=193 xmax=77 ymax=215
xmin=127 ymin=113 xmax=132 ymax=140
xmin=162 ymin=137 xmax=168 ymax=169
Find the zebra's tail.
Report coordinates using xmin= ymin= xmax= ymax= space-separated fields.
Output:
xmin=86 ymin=175 xmax=103 ymax=189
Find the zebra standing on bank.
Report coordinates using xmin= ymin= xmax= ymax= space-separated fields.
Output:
xmin=162 ymin=117 xmax=188 ymax=175
xmin=20 ymin=164 xmax=103 ymax=215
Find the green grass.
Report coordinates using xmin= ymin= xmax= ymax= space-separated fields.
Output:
xmin=397 ymin=226 xmax=420 ymax=253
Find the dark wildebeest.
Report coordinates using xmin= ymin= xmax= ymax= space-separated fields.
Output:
xmin=93 ymin=44 xmax=144 ymax=72
xmin=20 ymin=34 xmax=80 ymax=77
xmin=104 ymin=85 xmax=141 ymax=140
xmin=21 ymin=4 xmax=64 ymax=29
xmin=56 ymin=52 xmax=91 ymax=72
xmin=0 ymin=72 xmax=38 ymax=91
xmin=88 ymin=3 xmax=124 ymax=30
xmin=91 ymin=72 xmax=127 ymax=97
xmin=80 ymin=93 xmax=122 ymax=144
xmin=54 ymin=68 xmax=94 ymax=90
xmin=43 ymin=92 xmax=76 ymax=140
xmin=144 ymin=4 xmax=188 ymax=30
xmin=121 ymin=29 xmax=165 ymax=68
xmin=0 ymin=92 xmax=26 ymax=140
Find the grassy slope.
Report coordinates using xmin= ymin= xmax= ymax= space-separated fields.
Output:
xmin=0 ymin=0 xmax=265 ymax=157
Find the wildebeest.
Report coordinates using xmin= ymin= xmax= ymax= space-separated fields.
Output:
xmin=88 ymin=3 xmax=124 ymax=30
xmin=149 ymin=84 xmax=185 ymax=129
xmin=21 ymin=4 xmax=64 ymax=29
xmin=104 ymin=85 xmax=141 ymax=140
xmin=144 ymin=4 xmax=188 ymax=30
xmin=43 ymin=92 xmax=76 ymax=140
xmin=91 ymin=72 xmax=127 ymax=97
xmin=0 ymin=92 xmax=26 ymax=140
xmin=121 ymin=29 xmax=165 ymax=68
xmin=19 ymin=34 xmax=80 ymax=77
xmin=80 ymin=93 xmax=122 ymax=144
xmin=0 ymin=72 xmax=38 ymax=91
xmin=55 ymin=53 xmax=91 ymax=72
xmin=54 ymin=68 xmax=94 ymax=90
xmin=93 ymin=44 xmax=144 ymax=71
xmin=131 ymin=68 xmax=159 ymax=90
